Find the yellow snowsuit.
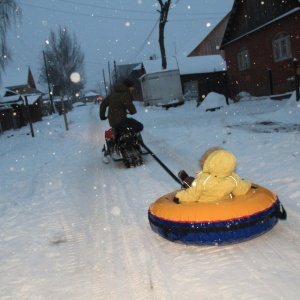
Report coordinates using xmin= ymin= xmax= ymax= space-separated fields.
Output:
xmin=176 ymin=149 xmax=251 ymax=203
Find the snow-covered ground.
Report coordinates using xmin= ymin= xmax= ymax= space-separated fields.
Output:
xmin=1 ymin=93 xmax=300 ymax=299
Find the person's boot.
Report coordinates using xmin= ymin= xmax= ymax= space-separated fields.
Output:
xmin=178 ymin=170 xmax=195 ymax=188
xmin=178 ymin=170 xmax=189 ymax=181
xmin=106 ymin=139 xmax=115 ymax=153
xmin=102 ymin=145 xmax=110 ymax=164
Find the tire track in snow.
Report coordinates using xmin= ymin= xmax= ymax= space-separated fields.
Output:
xmin=45 ymin=115 xmax=104 ymax=298
xmin=34 ymin=106 xmax=116 ymax=299
xmin=96 ymin=166 xmax=155 ymax=299
xmin=92 ymin=115 xmax=180 ymax=299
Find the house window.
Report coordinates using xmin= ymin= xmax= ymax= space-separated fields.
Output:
xmin=237 ymin=47 xmax=250 ymax=70
xmin=273 ymin=32 xmax=291 ymax=62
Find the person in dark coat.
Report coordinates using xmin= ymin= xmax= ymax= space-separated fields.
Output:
xmin=99 ymin=79 xmax=143 ymax=136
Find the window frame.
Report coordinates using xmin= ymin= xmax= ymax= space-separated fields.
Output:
xmin=237 ymin=47 xmax=250 ymax=71
xmin=272 ymin=32 xmax=291 ymax=62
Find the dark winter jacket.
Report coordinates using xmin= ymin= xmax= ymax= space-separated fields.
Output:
xmin=100 ymin=83 xmax=137 ymax=127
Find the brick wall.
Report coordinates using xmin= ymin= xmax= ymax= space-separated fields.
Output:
xmin=224 ymin=11 xmax=300 ymax=97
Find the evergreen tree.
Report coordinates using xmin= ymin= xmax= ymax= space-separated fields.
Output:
xmin=40 ymin=26 xmax=85 ymax=98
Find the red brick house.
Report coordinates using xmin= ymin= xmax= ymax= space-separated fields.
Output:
xmin=221 ymin=0 xmax=300 ymax=98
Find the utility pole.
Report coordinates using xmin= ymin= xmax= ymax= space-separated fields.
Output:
xmin=113 ymin=60 xmax=118 ymax=85
xmin=108 ymin=61 xmax=112 ymax=94
xmin=103 ymin=69 xmax=107 ymax=96
xmin=43 ymin=51 xmax=55 ymax=114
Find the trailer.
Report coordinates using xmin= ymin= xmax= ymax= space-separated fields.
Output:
xmin=140 ymin=69 xmax=184 ymax=107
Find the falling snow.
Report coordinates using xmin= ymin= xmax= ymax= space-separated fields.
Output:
xmin=0 ymin=92 xmax=300 ymax=299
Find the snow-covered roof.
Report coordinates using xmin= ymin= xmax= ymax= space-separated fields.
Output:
xmin=0 ymin=104 xmax=12 ymax=111
xmin=0 ymin=94 xmax=41 ymax=106
xmin=133 ymin=63 xmax=142 ymax=71
xmin=177 ymin=55 xmax=227 ymax=75
xmin=142 ymin=59 xmax=178 ymax=74
xmin=26 ymin=94 xmax=41 ymax=105
xmin=1 ymin=65 xmax=43 ymax=92
xmin=142 ymin=55 xmax=226 ymax=76
xmin=0 ymin=94 xmax=23 ymax=105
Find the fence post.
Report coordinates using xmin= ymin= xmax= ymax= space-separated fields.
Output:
xmin=294 ymin=58 xmax=300 ymax=102
xmin=24 ymin=96 xmax=35 ymax=137
xmin=223 ymin=73 xmax=229 ymax=105
xmin=60 ymin=94 xmax=69 ymax=131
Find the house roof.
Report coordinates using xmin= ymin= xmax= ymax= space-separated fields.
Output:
xmin=2 ymin=66 xmax=29 ymax=87
xmin=141 ymin=55 xmax=226 ymax=76
xmin=0 ymin=94 xmax=41 ymax=106
xmin=188 ymin=12 xmax=230 ymax=58
xmin=1 ymin=65 xmax=42 ymax=91
xmin=0 ymin=94 xmax=23 ymax=105
xmin=177 ymin=55 xmax=226 ymax=74
xmin=1 ymin=66 xmax=45 ymax=99
xmin=142 ymin=59 xmax=178 ymax=74
xmin=223 ymin=7 xmax=300 ymax=48
xmin=25 ymin=94 xmax=41 ymax=105
xmin=221 ymin=1 xmax=300 ymax=48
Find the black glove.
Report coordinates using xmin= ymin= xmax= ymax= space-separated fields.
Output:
xmin=173 ymin=197 xmax=180 ymax=204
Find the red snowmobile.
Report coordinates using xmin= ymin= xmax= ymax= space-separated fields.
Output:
xmin=102 ymin=127 xmax=148 ymax=168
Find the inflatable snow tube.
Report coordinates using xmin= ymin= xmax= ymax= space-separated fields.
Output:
xmin=148 ymin=184 xmax=286 ymax=245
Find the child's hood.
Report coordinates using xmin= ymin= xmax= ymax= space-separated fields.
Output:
xmin=202 ymin=150 xmax=236 ymax=178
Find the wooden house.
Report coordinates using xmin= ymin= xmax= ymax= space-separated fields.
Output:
xmin=4 ymin=67 xmax=40 ymax=95
xmin=176 ymin=55 xmax=227 ymax=103
xmin=0 ymin=93 xmax=23 ymax=132
xmin=0 ymin=67 xmax=44 ymax=131
xmin=221 ymin=0 xmax=300 ymax=98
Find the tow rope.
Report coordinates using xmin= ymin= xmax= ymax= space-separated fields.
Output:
xmin=140 ymin=141 xmax=183 ymax=186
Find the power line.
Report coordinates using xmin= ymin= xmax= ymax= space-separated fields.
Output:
xmin=41 ymin=0 xmax=228 ymax=16
xmin=20 ymin=2 xmax=159 ymax=21
xmin=20 ymin=1 xmax=226 ymax=22
xmin=123 ymin=17 xmax=160 ymax=64
xmin=56 ymin=0 xmax=158 ymax=15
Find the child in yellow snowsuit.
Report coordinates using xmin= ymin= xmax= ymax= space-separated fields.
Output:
xmin=175 ymin=147 xmax=251 ymax=203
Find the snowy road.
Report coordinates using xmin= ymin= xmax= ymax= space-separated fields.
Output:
xmin=1 ymin=99 xmax=300 ymax=299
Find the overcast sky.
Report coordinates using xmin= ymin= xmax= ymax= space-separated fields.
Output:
xmin=4 ymin=0 xmax=233 ymax=91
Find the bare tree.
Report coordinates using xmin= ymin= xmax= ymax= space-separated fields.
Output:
xmin=157 ymin=0 xmax=171 ymax=69
xmin=0 ymin=0 xmax=21 ymax=85
xmin=40 ymin=26 xmax=85 ymax=98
